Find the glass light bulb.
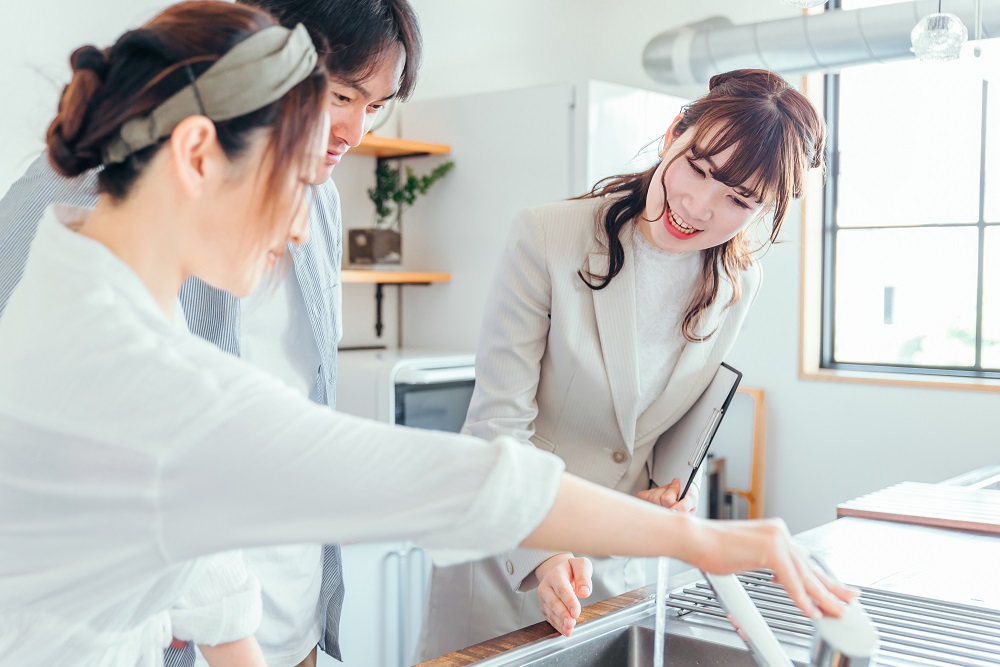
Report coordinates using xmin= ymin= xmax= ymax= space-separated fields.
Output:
xmin=911 ymin=13 xmax=969 ymax=62
xmin=781 ymin=0 xmax=828 ymax=7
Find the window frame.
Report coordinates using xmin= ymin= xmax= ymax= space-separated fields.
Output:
xmin=815 ymin=56 xmax=999 ymax=382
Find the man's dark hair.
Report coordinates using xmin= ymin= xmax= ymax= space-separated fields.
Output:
xmin=238 ymin=0 xmax=422 ymax=100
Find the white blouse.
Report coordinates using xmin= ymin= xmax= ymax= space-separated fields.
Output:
xmin=0 ymin=206 xmax=565 ymax=667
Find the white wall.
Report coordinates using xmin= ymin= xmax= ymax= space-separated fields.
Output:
xmin=0 ymin=2 xmax=172 ymax=194
xmin=406 ymin=0 xmax=800 ymax=103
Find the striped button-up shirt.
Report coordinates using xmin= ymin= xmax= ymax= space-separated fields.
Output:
xmin=0 ymin=153 xmax=345 ymax=665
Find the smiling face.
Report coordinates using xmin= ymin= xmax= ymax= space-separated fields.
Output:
xmin=316 ymin=44 xmax=405 ymax=181
xmin=640 ymin=124 xmax=769 ymax=255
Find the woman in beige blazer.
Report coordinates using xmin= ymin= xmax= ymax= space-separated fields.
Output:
xmin=418 ymin=69 xmax=828 ymax=660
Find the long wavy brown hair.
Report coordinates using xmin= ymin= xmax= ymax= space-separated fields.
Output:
xmin=578 ymin=69 xmax=826 ymax=341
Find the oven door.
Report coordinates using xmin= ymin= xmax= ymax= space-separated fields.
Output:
xmin=393 ymin=366 xmax=475 ymax=433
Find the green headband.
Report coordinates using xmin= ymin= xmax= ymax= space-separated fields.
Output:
xmin=102 ymin=23 xmax=317 ymax=166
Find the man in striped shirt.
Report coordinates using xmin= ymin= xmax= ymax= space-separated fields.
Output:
xmin=0 ymin=1 xmax=422 ymax=666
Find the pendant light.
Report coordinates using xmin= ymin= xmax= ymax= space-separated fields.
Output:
xmin=911 ymin=0 xmax=969 ymax=62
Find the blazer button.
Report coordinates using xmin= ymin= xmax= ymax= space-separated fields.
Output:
xmin=505 ymin=560 xmax=515 ymax=575
xmin=612 ymin=450 xmax=627 ymax=464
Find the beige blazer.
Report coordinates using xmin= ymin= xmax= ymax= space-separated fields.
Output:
xmin=418 ymin=197 xmax=762 ymax=660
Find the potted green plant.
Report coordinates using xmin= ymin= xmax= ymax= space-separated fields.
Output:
xmin=349 ymin=159 xmax=455 ymax=265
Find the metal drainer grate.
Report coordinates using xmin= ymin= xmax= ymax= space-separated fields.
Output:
xmin=665 ymin=571 xmax=1000 ymax=667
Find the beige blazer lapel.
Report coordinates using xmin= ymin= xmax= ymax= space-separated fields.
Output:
xmin=589 ymin=250 xmax=640 ymax=452
xmin=636 ymin=271 xmax=735 ymax=442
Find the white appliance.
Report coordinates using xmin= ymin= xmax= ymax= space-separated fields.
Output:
xmin=330 ymin=349 xmax=475 ymax=667
xmin=396 ymin=80 xmax=688 ymax=352
xmin=335 ymin=349 xmax=476 ymax=430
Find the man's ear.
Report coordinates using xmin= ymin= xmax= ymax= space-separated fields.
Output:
xmin=659 ymin=113 xmax=684 ymax=157
xmin=168 ymin=116 xmax=222 ymax=198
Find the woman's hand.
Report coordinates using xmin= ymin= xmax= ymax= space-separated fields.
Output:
xmin=534 ymin=553 xmax=594 ymax=636
xmin=693 ymin=518 xmax=857 ymax=619
xmin=523 ymin=474 xmax=854 ymax=621
xmin=638 ymin=477 xmax=698 ymax=513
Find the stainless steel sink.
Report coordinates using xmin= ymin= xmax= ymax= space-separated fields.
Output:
xmin=470 ymin=572 xmax=1000 ymax=667
xmin=477 ymin=625 xmax=761 ymax=667
xmin=469 ymin=595 xmax=810 ymax=667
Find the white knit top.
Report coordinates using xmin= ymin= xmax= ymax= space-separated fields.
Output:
xmin=631 ymin=228 xmax=701 ymax=416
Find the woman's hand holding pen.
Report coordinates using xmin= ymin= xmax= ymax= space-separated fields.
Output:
xmin=638 ymin=477 xmax=699 ymax=513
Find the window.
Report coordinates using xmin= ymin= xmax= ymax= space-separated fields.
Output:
xmin=820 ymin=0 xmax=999 ymax=380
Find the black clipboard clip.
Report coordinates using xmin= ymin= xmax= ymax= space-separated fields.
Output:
xmin=675 ymin=362 xmax=742 ymax=501
xmin=678 ymin=407 xmax=724 ymax=500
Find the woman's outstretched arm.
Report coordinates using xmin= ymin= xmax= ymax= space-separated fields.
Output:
xmin=522 ymin=473 xmax=855 ymax=619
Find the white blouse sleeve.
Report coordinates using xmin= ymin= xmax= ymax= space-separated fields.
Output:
xmin=149 ymin=338 xmax=565 ymax=567
xmin=168 ymin=551 xmax=261 ymax=647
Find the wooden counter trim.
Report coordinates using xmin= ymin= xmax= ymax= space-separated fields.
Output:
xmin=414 ymin=585 xmax=657 ymax=666
xmin=837 ymin=481 xmax=1000 ymax=535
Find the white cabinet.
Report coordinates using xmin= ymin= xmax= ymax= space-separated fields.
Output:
xmin=332 ymin=542 xmax=430 ymax=667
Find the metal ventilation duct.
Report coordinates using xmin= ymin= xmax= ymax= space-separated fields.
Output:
xmin=643 ymin=0 xmax=1000 ymax=86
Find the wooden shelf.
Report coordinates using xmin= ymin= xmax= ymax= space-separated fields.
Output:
xmin=352 ymin=134 xmax=451 ymax=158
xmin=343 ymin=270 xmax=451 ymax=339
xmin=342 ymin=269 xmax=451 ymax=284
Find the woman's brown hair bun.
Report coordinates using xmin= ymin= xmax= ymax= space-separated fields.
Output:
xmin=70 ymin=46 xmax=110 ymax=78
xmin=707 ymin=68 xmax=785 ymax=96
xmin=46 ymin=45 xmax=110 ymax=177
xmin=707 ymin=70 xmax=743 ymax=90
xmin=69 ymin=44 xmax=110 ymax=80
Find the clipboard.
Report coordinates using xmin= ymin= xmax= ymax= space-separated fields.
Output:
xmin=651 ymin=362 xmax=742 ymax=500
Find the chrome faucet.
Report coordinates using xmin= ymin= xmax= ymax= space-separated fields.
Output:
xmin=703 ymin=571 xmax=878 ymax=667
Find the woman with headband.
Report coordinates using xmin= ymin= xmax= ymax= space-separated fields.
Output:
xmin=0 ymin=3 xmax=854 ymax=666
xmin=0 ymin=4 xmax=330 ymax=666
xmin=0 ymin=2 xmax=422 ymax=666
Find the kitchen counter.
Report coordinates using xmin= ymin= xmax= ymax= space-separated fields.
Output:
xmin=414 ymin=585 xmax=659 ymax=667
xmin=415 ymin=517 xmax=1000 ymax=666
xmin=795 ymin=516 xmax=1000 ymax=610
